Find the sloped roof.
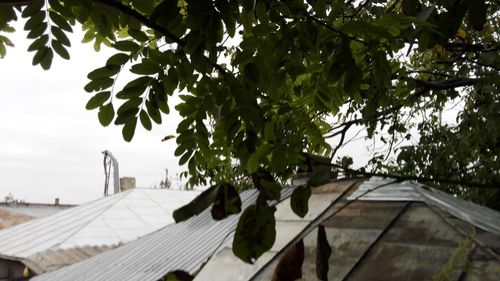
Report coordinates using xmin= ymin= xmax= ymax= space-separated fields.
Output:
xmin=195 ymin=177 xmax=500 ymax=281
xmin=0 ymin=208 xmax=33 ymax=230
xmin=348 ymin=177 xmax=500 ymax=235
xmin=0 ymin=188 xmax=198 ymax=274
xmin=32 ymin=178 xmax=500 ymax=281
xmin=31 ymin=187 xmax=298 ymax=281
xmin=0 ymin=203 xmax=73 ymax=219
xmin=194 ymin=180 xmax=360 ymax=280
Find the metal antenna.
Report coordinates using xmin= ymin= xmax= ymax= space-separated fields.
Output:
xmin=102 ymin=150 xmax=120 ymax=196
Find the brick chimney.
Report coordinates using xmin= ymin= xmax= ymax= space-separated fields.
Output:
xmin=120 ymin=177 xmax=136 ymax=191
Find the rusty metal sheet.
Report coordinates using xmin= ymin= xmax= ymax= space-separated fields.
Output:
xmin=342 ymin=202 xmax=471 ymax=281
xmin=382 ymin=203 xmax=465 ymax=247
xmin=253 ymin=201 xmax=407 ymax=281
xmin=464 ymin=247 xmax=500 ymax=281
xmin=321 ymin=202 xmax=406 ymax=281
xmin=311 ymin=180 xmax=360 ymax=195
xmin=349 ymin=177 xmax=500 ymax=236
xmin=311 ymin=227 xmax=382 ymax=281
xmin=444 ymin=217 xmax=500 ymax=253
xmin=0 ymin=209 xmax=33 ymax=230
xmin=321 ymin=202 xmax=406 ymax=230
xmin=24 ymin=246 xmax=114 ymax=274
xmin=345 ymin=243 xmax=463 ymax=281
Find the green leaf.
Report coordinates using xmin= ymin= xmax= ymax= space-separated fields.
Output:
xmin=128 ymin=28 xmax=148 ymax=42
xmin=174 ymin=142 xmax=189 ymax=157
xmin=130 ymin=59 xmax=161 ymax=75
xmin=24 ymin=11 xmax=45 ymax=31
xmin=290 ymin=185 xmax=311 ymax=218
xmin=98 ymin=102 xmax=114 ymax=126
xmin=139 ymin=110 xmax=152 ymax=131
xmin=21 ymin=0 xmax=44 ymax=18
xmin=86 ymin=91 xmax=111 ymax=110
xmin=162 ymin=270 xmax=194 ymax=281
xmin=84 ymin=78 xmax=114 ymax=93
xmin=211 ymin=183 xmax=242 ymax=220
xmin=233 ymin=204 xmax=276 ymax=263
xmin=260 ymin=179 xmax=282 ymax=201
xmin=32 ymin=46 xmax=48 ymax=66
xmin=0 ymin=43 xmax=5 ymax=59
xmin=122 ymin=117 xmax=137 ymax=142
xmin=27 ymin=22 xmax=47 ymax=39
xmin=316 ymin=225 xmax=332 ymax=280
xmin=173 ymin=184 xmax=221 ymax=222
xmin=114 ymin=108 xmax=139 ymax=125
xmin=48 ymin=0 xmax=75 ymax=19
xmin=0 ymin=36 xmax=13 ymax=46
xmin=87 ymin=66 xmax=120 ymax=80
xmin=122 ymin=76 xmax=153 ymax=94
xmin=264 ymin=122 xmax=274 ymax=140
xmin=81 ymin=29 xmax=95 ymax=44
xmin=255 ymin=1 xmax=269 ymax=23
xmin=49 ymin=11 xmax=72 ymax=32
xmin=106 ymin=53 xmax=129 ymax=66
xmin=27 ymin=34 xmax=48 ymax=52
xmin=179 ymin=150 xmax=193 ymax=165
xmin=468 ymin=0 xmax=487 ymax=31
xmin=51 ymin=26 xmax=70 ymax=46
xmin=247 ymin=143 xmax=271 ymax=173
xmin=113 ymin=40 xmax=140 ymax=52
xmin=51 ymin=39 xmax=70 ymax=59
xmin=343 ymin=66 xmax=362 ymax=94
xmin=149 ymin=49 xmax=173 ymax=65
xmin=117 ymin=98 xmax=142 ymax=114
xmin=145 ymin=100 xmax=162 ymax=124
xmin=271 ymin=148 xmax=288 ymax=173
xmin=244 ymin=62 xmax=260 ymax=85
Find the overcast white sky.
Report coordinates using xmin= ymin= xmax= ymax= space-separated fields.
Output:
xmin=0 ymin=21 xmax=378 ymax=205
xmin=0 ymin=26 xmax=184 ymax=204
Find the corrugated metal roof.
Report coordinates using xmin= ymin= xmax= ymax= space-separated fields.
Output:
xmin=250 ymin=178 xmax=500 ymax=281
xmin=194 ymin=180 xmax=359 ymax=281
xmin=32 ymin=188 xmax=295 ymax=281
xmin=23 ymin=245 xmax=113 ymax=274
xmin=0 ymin=203 xmax=74 ymax=218
xmin=31 ymin=178 xmax=500 ymax=281
xmin=0 ymin=209 xmax=34 ymax=230
xmin=347 ymin=177 xmax=424 ymax=201
xmin=348 ymin=177 xmax=500 ymax=236
xmin=0 ymin=188 xmax=198 ymax=273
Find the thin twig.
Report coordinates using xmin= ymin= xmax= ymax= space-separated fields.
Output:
xmin=329 ymin=163 xmax=500 ymax=189
xmin=330 ymin=123 xmax=352 ymax=160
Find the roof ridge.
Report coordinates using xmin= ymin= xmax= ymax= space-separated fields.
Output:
xmin=53 ymin=190 xmax=133 ymax=248
xmin=0 ymin=192 xmax=132 ymax=256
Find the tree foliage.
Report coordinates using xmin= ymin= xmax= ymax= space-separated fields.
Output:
xmin=1 ymin=0 xmax=499 ymax=262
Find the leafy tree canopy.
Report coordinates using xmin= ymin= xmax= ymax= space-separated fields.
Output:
xmin=1 ymin=0 xmax=499 ymax=263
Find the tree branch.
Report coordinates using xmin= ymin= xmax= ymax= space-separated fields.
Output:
xmin=5 ymin=0 xmax=228 ymax=75
xmin=92 ymin=0 xmax=227 ymax=75
xmin=444 ymin=42 xmax=500 ymax=53
xmin=0 ymin=0 xmax=31 ymax=5
xmin=329 ymin=163 xmax=500 ymax=189
xmin=325 ymin=77 xmax=469 ymax=138
xmin=349 ymin=0 xmax=372 ymax=18
xmin=414 ymin=78 xmax=481 ymax=90
xmin=93 ymin=0 xmax=184 ymax=46
xmin=306 ymin=14 xmax=367 ymax=44
xmin=330 ymin=122 xmax=352 ymax=160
